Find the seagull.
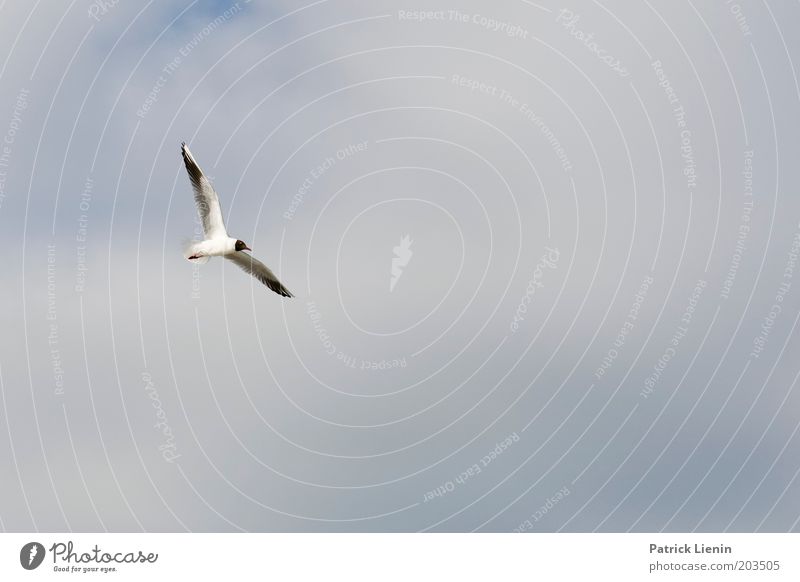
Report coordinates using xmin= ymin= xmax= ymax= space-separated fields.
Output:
xmin=180 ymin=142 xmax=293 ymax=297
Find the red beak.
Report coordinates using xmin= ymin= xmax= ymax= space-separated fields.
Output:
xmin=244 ymin=245 xmax=252 ymax=252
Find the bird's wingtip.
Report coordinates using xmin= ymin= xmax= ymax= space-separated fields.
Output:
xmin=181 ymin=142 xmax=193 ymax=163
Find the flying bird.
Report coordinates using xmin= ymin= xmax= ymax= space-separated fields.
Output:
xmin=180 ymin=142 xmax=293 ymax=297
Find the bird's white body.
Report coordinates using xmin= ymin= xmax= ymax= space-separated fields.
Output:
xmin=184 ymin=236 xmax=238 ymax=259
xmin=180 ymin=143 xmax=293 ymax=297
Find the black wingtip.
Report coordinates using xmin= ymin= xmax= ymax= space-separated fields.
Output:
xmin=181 ymin=143 xmax=193 ymax=166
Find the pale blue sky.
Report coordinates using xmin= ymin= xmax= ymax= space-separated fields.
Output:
xmin=1 ymin=0 xmax=799 ymax=532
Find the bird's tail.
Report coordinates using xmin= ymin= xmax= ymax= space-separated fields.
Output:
xmin=182 ymin=239 xmax=210 ymax=264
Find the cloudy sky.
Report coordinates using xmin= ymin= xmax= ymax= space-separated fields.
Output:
xmin=1 ymin=0 xmax=799 ymax=532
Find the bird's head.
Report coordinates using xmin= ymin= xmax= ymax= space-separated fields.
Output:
xmin=235 ymin=239 xmax=251 ymax=252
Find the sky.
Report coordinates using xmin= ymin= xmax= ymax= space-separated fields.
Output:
xmin=1 ymin=0 xmax=800 ymax=532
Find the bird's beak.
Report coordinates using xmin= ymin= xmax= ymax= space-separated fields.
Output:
xmin=244 ymin=245 xmax=252 ymax=252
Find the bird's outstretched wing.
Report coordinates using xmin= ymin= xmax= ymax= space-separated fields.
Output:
xmin=225 ymin=251 xmax=293 ymax=297
xmin=181 ymin=143 xmax=227 ymax=239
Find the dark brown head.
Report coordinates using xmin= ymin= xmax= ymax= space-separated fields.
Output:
xmin=235 ymin=240 xmax=251 ymax=252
